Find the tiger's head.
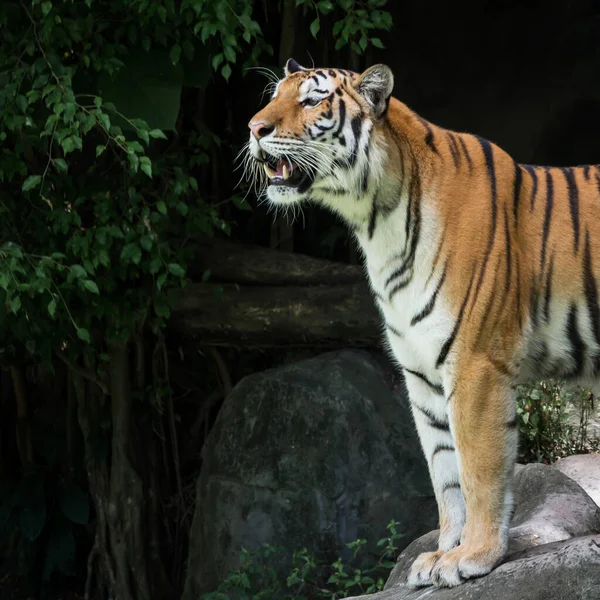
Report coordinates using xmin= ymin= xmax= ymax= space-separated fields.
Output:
xmin=245 ymin=59 xmax=394 ymax=212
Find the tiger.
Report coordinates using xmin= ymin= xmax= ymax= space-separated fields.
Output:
xmin=244 ymin=57 xmax=600 ymax=588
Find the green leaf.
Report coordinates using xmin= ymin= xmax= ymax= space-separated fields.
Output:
xmin=47 ymin=298 xmax=57 ymax=317
xmin=121 ymin=243 xmax=142 ymax=265
xmin=82 ymin=280 xmax=100 ymax=295
xmin=61 ymin=135 xmax=82 ymax=154
xmin=149 ymin=129 xmax=167 ymax=140
xmin=232 ymin=195 xmax=252 ymax=211
xmin=310 ymin=18 xmax=320 ymax=38
xmin=57 ymin=481 xmax=89 ymax=525
xmin=16 ymin=95 xmax=27 ymax=113
xmin=53 ymin=158 xmax=68 ymax=173
xmin=222 ymin=63 xmax=232 ymax=81
xmin=77 ymin=327 xmax=91 ymax=343
xmin=11 ymin=295 xmax=21 ymax=314
xmin=69 ymin=264 xmax=87 ymax=280
xmin=140 ymin=235 xmax=152 ymax=251
xmin=212 ymin=53 xmax=224 ymax=71
xmin=140 ymin=156 xmax=152 ymax=178
xmin=41 ymin=1 xmax=52 ymax=16
xmin=22 ymin=174 xmax=41 ymax=192
xmin=156 ymin=200 xmax=167 ymax=215
xmin=168 ymin=263 xmax=185 ymax=277
xmin=371 ymin=37 xmax=384 ymax=49
xmin=170 ymin=43 xmax=182 ymax=65
xmin=223 ymin=45 xmax=236 ymax=63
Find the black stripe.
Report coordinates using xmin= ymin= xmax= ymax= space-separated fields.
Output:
xmin=562 ymin=167 xmax=580 ymax=254
xmin=469 ymin=137 xmax=498 ymax=316
xmin=316 ymin=122 xmax=335 ymax=131
xmin=436 ymin=268 xmax=476 ymax=367
xmin=416 ymin=116 xmax=438 ymax=154
xmin=360 ymin=143 xmax=370 ymax=192
xmin=442 ymin=482 xmax=461 ymax=493
xmin=411 ymin=402 xmax=449 ymax=431
xmin=404 ymin=368 xmax=444 ymax=395
xmin=595 ymin=173 xmax=600 ymax=196
xmin=385 ymin=160 xmax=422 ymax=299
xmin=315 ymin=70 xmax=326 ymax=79
xmin=512 ymin=162 xmax=523 ymax=225
xmin=566 ymin=304 xmax=585 ymax=376
xmin=523 ymin=165 xmax=538 ymax=211
xmin=348 ymin=116 xmax=362 ymax=166
xmin=584 ymin=231 xmax=600 ymax=346
xmin=432 ymin=444 xmax=454 ymax=459
xmin=368 ymin=197 xmax=378 ymax=239
xmin=503 ymin=204 xmax=512 ymax=299
xmin=530 ymin=283 xmax=540 ymax=330
xmin=516 ymin=255 xmax=522 ymax=330
xmin=475 ymin=258 xmax=501 ymax=344
xmin=541 ymin=168 xmax=554 ymax=273
xmin=426 ymin=226 xmax=447 ymax=287
xmin=386 ymin=323 xmax=403 ymax=337
xmin=313 ymin=88 xmax=329 ymax=94
xmin=583 ymin=165 xmax=590 ymax=180
xmin=506 ymin=418 xmax=517 ymax=428
xmin=310 ymin=75 xmax=319 ymax=84
xmin=543 ymin=252 xmax=554 ymax=323
xmin=446 ymin=386 xmax=456 ymax=402
xmin=328 ymin=69 xmax=337 ymax=77
xmin=333 ymin=99 xmax=346 ymax=137
xmin=447 ymin=133 xmax=460 ymax=168
xmin=411 ymin=263 xmax=447 ymax=326
xmin=457 ymin=136 xmax=473 ymax=170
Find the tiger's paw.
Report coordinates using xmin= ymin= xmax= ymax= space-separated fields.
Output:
xmin=406 ymin=550 xmax=445 ymax=588
xmin=430 ymin=545 xmax=502 ymax=588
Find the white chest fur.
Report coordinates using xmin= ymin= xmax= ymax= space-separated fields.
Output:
xmin=355 ymin=202 xmax=455 ymax=384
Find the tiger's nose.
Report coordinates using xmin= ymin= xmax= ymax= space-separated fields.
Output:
xmin=248 ymin=120 xmax=275 ymax=140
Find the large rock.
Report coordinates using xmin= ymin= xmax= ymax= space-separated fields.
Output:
xmin=344 ymin=463 xmax=600 ymax=600
xmin=554 ymin=454 xmax=600 ymax=508
xmin=183 ymin=350 xmax=437 ymax=597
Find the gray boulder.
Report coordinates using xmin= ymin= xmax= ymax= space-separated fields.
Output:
xmin=183 ymin=349 xmax=437 ymax=597
xmin=554 ymin=453 xmax=600 ymax=508
xmin=344 ymin=463 xmax=600 ymax=600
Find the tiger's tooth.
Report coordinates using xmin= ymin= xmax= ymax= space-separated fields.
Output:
xmin=282 ymin=164 xmax=290 ymax=179
xmin=263 ymin=163 xmax=277 ymax=178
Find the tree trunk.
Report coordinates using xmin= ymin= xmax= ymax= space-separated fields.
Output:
xmin=76 ymin=342 xmax=173 ymax=600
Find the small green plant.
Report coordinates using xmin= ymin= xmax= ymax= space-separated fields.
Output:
xmin=516 ymin=380 xmax=599 ymax=463
xmin=201 ymin=519 xmax=404 ymax=600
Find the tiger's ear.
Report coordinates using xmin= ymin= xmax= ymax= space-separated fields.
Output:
xmin=284 ymin=58 xmax=307 ymax=76
xmin=354 ymin=64 xmax=394 ymax=119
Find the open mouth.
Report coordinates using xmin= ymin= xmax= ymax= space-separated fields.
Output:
xmin=263 ymin=156 xmax=310 ymax=189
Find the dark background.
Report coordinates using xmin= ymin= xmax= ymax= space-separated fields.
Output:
xmin=222 ymin=0 xmax=600 ymax=261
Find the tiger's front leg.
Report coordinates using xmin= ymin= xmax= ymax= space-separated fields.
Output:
xmin=428 ymin=354 xmax=518 ymax=588
xmin=402 ymin=371 xmax=466 ymax=588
